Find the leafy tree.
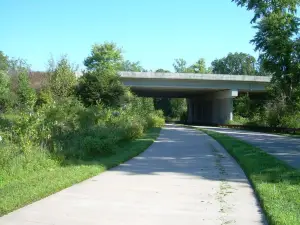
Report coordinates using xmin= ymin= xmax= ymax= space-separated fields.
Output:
xmin=211 ymin=52 xmax=257 ymax=75
xmin=84 ymin=42 xmax=123 ymax=72
xmin=173 ymin=58 xmax=210 ymax=73
xmin=47 ymin=55 xmax=77 ymax=98
xmin=0 ymin=52 xmax=10 ymax=107
xmin=120 ymin=60 xmax=145 ymax=72
xmin=251 ymin=12 xmax=299 ymax=102
xmin=4 ymin=58 xmax=36 ymax=109
xmin=0 ymin=71 xmax=10 ymax=111
xmin=76 ymin=70 xmax=125 ymax=107
xmin=77 ymin=43 xmax=126 ymax=107
xmin=189 ymin=58 xmax=207 ymax=73
xmin=35 ymin=87 xmax=54 ymax=108
xmin=17 ymin=70 xmax=37 ymax=110
xmin=155 ymin=69 xmax=170 ymax=73
xmin=232 ymin=0 xmax=299 ymax=23
xmin=232 ymin=0 xmax=300 ymax=127
xmin=8 ymin=58 xmax=31 ymax=76
xmin=170 ymin=98 xmax=187 ymax=118
xmin=0 ymin=71 xmax=9 ymax=96
xmin=173 ymin=58 xmax=190 ymax=73
xmin=0 ymin=51 xmax=9 ymax=72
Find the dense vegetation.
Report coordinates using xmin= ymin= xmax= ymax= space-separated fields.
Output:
xmin=229 ymin=0 xmax=300 ymax=128
xmin=0 ymin=43 xmax=164 ymax=215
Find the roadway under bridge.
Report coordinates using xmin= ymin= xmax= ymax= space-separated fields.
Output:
xmin=119 ymin=72 xmax=271 ymax=125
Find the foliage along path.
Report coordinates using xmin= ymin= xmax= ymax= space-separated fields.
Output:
xmin=0 ymin=125 xmax=266 ymax=225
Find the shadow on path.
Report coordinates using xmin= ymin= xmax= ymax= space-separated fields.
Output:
xmin=112 ymin=125 xmax=248 ymax=184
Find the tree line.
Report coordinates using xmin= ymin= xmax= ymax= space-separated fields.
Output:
xmin=0 ymin=0 xmax=299 ymax=127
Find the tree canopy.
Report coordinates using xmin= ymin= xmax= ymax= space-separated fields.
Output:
xmin=173 ymin=58 xmax=189 ymax=73
xmin=232 ymin=0 xmax=299 ymax=22
xmin=233 ymin=0 xmax=300 ymax=106
xmin=211 ymin=52 xmax=257 ymax=75
xmin=173 ymin=58 xmax=210 ymax=73
xmin=190 ymin=58 xmax=207 ymax=73
xmin=0 ymin=51 xmax=9 ymax=72
xmin=77 ymin=43 xmax=126 ymax=107
xmin=155 ymin=69 xmax=170 ymax=73
xmin=120 ymin=60 xmax=145 ymax=72
xmin=47 ymin=55 xmax=77 ymax=98
xmin=84 ymin=42 xmax=123 ymax=72
xmin=251 ymin=12 xmax=300 ymax=101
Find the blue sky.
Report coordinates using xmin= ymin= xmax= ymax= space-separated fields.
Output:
xmin=0 ymin=0 xmax=258 ymax=72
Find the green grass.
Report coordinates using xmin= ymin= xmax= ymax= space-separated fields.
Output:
xmin=199 ymin=128 xmax=300 ymax=225
xmin=0 ymin=127 xmax=161 ymax=216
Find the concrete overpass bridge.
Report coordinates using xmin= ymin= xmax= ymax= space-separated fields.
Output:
xmin=119 ymin=71 xmax=271 ymax=124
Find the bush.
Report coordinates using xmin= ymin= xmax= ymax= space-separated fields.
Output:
xmin=280 ymin=113 xmax=300 ymax=128
xmin=81 ymin=128 xmax=120 ymax=156
xmin=35 ymin=88 xmax=53 ymax=108
xmin=76 ymin=69 xmax=125 ymax=107
xmin=146 ymin=111 xmax=165 ymax=128
xmin=122 ymin=121 xmax=144 ymax=140
xmin=265 ymin=97 xmax=287 ymax=127
xmin=228 ymin=115 xmax=249 ymax=125
xmin=47 ymin=56 xmax=77 ymax=98
xmin=16 ymin=71 xmax=37 ymax=110
xmin=234 ymin=95 xmax=251 ymax=117
xmin=52 ymin=126 xmax=122 ymax=159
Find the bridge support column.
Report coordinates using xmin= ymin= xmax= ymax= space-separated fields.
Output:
xmin=211 ymin=90 xmax=238 ymax=124
xmin=187 ymin=99 xmax=194 ymax=124
xmin=187 ymin=90 xmax=238 ymax=125
xmin=187 ymin=98 xmax=212 ymax=124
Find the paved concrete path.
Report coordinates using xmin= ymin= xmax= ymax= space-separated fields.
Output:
xmin=0 ymin=125 xmax=266 ymax=225
xmin=199 ymin=126 xmax=300 ymax=169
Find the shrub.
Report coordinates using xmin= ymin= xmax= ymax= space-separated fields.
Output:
xmin=146 ymin=111 xmax=165 ymax=128
xmin=228 ymin=115 xmax=249 ymax=125
xmin=0 ymin=70 xmax=10 ymax=111
xmin=76 ymin=69 xmax=125 ymax=107
xmin=42 ymin=98 xmax=85 ymax=137
xmin=35 ymin=88 xmax=54 ymax=108
xmin=47 ymin=56 xmax=77 ymax=98
xmin=122 ymin=121 xmax=144 ymax=140
xmin=53 ymin=126 xmax=121 ymax=159
xmin=265 ymin=97 xmax=287 ymax=127
xmin=280 ymin=113 xmax=300 ymax=128
xmin=234 ymin=95 xmax=251 ymax=117
xmin=81 ymin=131 xmax=119 ymax=156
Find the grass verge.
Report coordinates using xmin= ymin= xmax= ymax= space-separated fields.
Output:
xmin=199 ymin=128 xmax=300 ymax=225
xmin=0 ymin=127 xmax=161 ymax=216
